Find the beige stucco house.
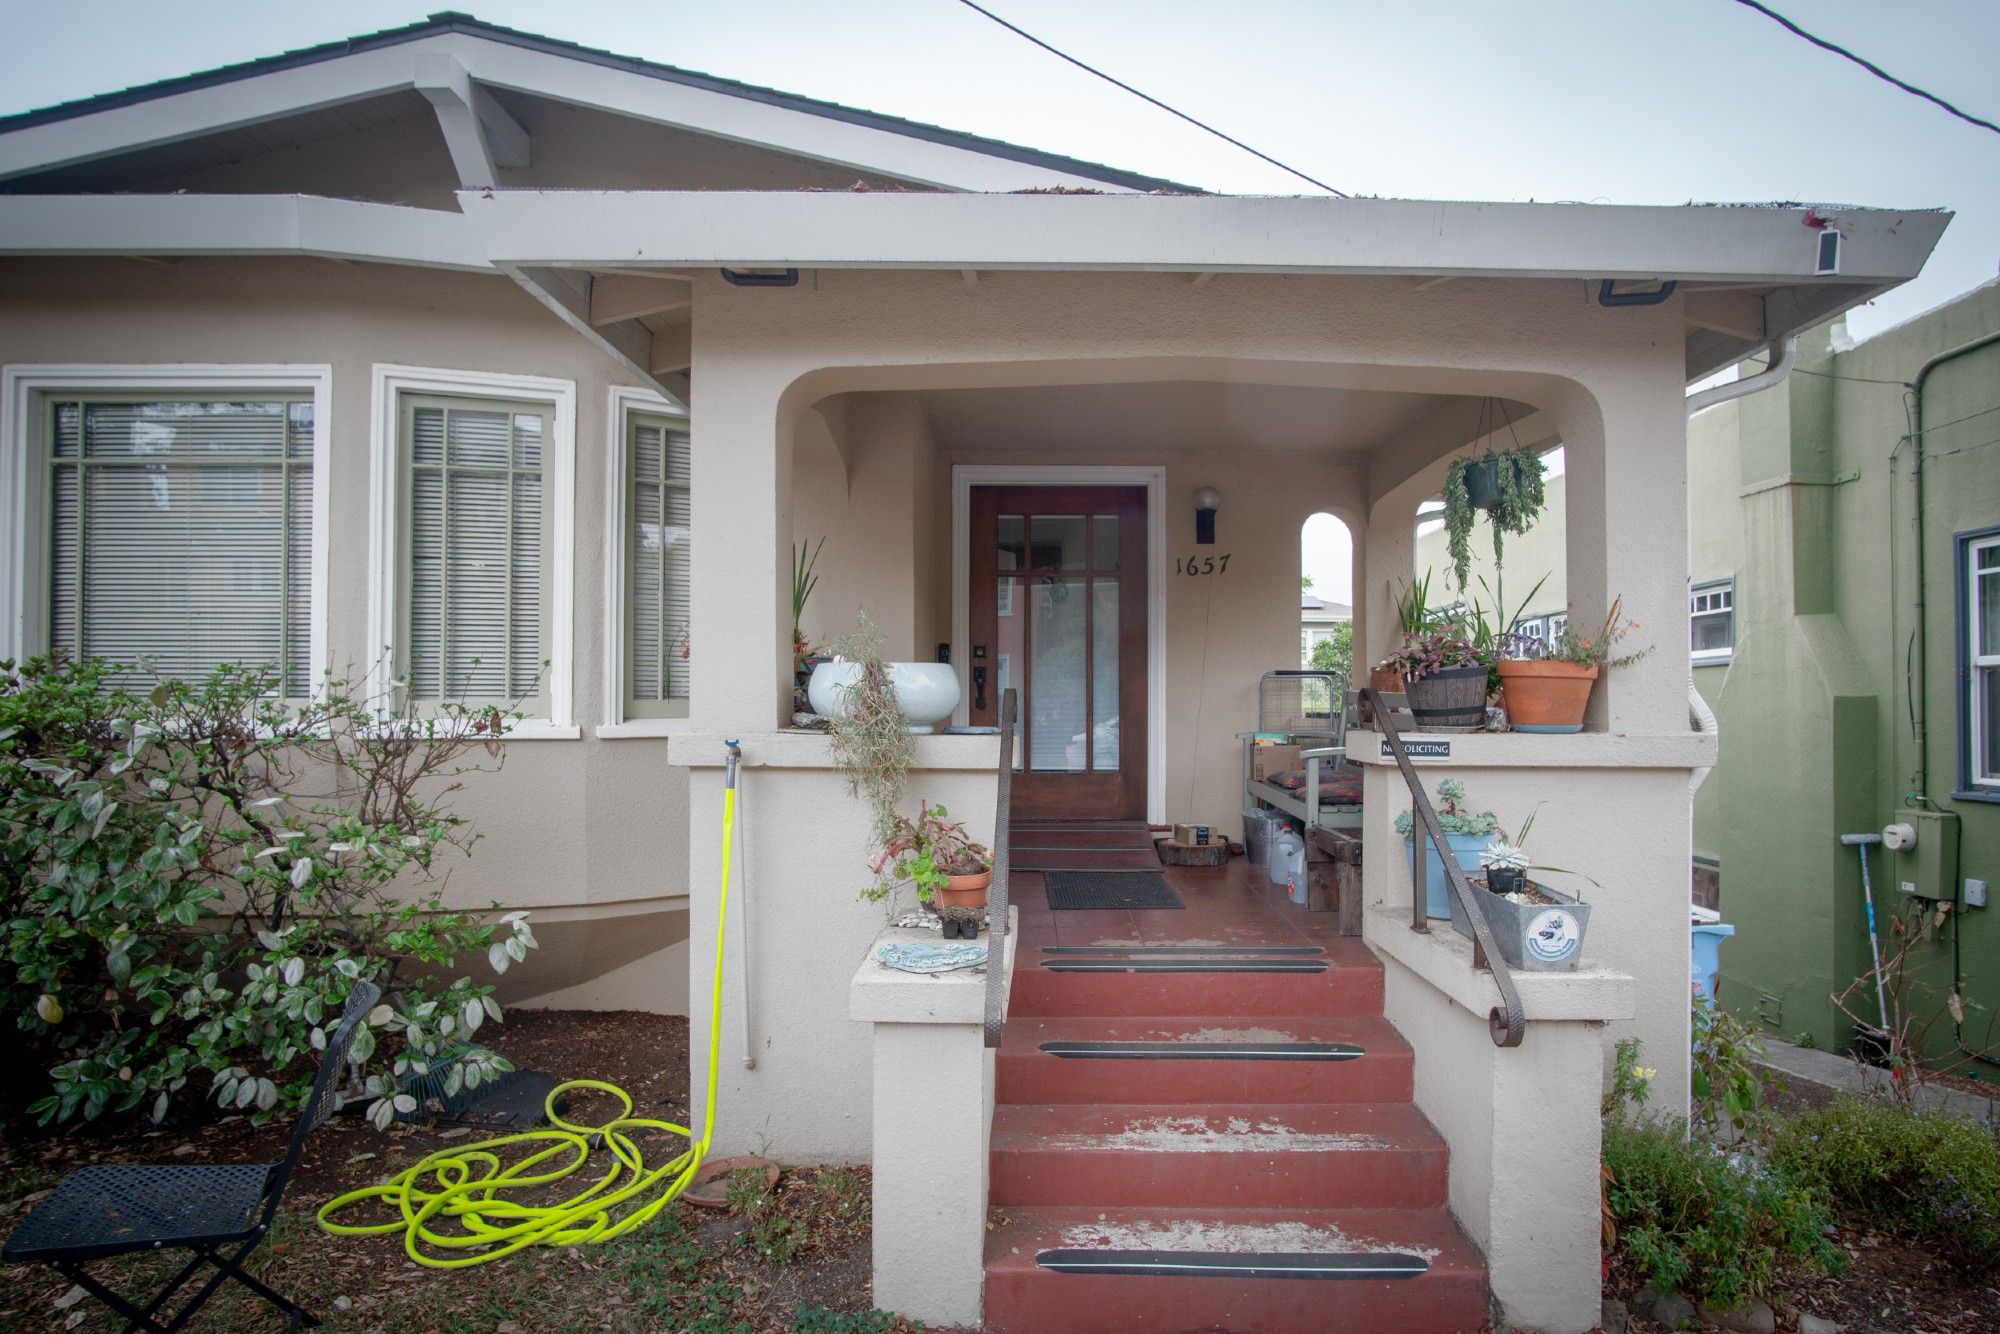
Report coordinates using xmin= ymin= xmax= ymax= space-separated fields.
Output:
xmin=0 ymin=14 xmax=1949 ymax=1331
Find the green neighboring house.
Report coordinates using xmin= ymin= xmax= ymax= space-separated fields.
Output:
xmin=1692 ymin=279 xmax=2000 ymax=1060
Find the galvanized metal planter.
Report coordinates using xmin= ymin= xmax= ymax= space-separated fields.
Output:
xmin=1449 ymin=877 xmax=1591 ymax=971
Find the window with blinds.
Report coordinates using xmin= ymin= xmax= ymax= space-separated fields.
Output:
xmin=401 ymin=396 xmax=550 ymax=704
xmin=46 ymin=395 xmax=314 ymax=696
xmin=626 ymin=412 xmax=691 ymax=717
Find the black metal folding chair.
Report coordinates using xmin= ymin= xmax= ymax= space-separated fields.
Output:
xmin=3 ymin=980 xmax=380 ymax=1331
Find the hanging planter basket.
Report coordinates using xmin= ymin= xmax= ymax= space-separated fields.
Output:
xmin=1404 ymin=665 xmax=1488 ymax=732
xmin=1462 ymin=456 xmax=1503 ymax=512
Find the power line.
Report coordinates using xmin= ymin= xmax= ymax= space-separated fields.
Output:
xmin=949 ymin=0 xmax=1346 ymax=196
xmin=1730 ymin=0 xmax=2000 ymax=138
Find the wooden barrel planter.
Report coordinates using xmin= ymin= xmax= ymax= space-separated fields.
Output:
xmin=1404 ymin=665 xmax=1488 ymax=731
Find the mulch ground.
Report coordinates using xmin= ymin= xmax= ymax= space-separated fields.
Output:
xmin=0 ymin=1012 xmax=909 ymax=1334
xmin=1606 ymin=1222 xmax=2000 ymax=1334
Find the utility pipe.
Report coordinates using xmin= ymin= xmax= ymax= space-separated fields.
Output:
xmin=1904 ymin=330 xmax=2000 ymax=805
xmin=1682 ymin=336 xmax=1798 ymax=793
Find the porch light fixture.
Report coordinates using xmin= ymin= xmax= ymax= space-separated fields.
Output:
xmin=1194 ymin=485 xmax=1221 ymax=544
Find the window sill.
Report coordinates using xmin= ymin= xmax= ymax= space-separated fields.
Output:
xmin=1691 ymin=654 xmax=1733 ymax=667
xmin=597 ymin=719 xmax=691 ymax=739
xmin=1952 ymin=788 xmax=2000 ymax=805
xmin=499 ymin=721 xmax=583 ymax=741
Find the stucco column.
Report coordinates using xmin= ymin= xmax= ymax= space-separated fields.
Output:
xmin=1361 ymin=493 xmax=1419 ymax=668
xmin=851 ymin=915 xmax=1014 ymax=1328
xmin=688 ymin=354 xmax=792 ymax=733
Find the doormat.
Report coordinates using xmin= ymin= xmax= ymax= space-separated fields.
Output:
xmin=1044 ymin=870 xmax=1184 ymax=911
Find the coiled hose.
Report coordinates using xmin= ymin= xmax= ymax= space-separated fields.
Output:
xmin=319 ymin=745 xmax=741 ymax=1266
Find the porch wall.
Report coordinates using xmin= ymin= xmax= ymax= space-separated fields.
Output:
xmin=0 ymin=257 xmax=691 ymax=1014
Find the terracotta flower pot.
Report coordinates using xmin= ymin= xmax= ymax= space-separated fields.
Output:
xmin=1496 ymin=658 xmax=1599 ymax=732
xmin=1360 ymin=666 xmax=1404 ymax=723
xmin=933 ymin=869 xmax=991 ymax=910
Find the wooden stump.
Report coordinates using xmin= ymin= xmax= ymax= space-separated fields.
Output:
xmin=1155 ymin=838 xmax=1230 ymax=867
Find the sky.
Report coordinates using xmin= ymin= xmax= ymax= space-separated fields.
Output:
xmin=3 ymin=0 xmax=1995 ymax=596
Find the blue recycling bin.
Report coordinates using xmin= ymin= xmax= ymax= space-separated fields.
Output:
xmin=1691 ymin=922 xmax=1735 ymax=1002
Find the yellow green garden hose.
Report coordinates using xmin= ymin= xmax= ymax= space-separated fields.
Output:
xmin=318 ymin=742 xmax=742 ymax=1267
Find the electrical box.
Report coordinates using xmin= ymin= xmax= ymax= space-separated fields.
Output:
xmin=1888 ymin=808 xmax=1959 ymax=900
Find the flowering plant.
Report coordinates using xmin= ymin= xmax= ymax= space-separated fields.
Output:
xmin=1541 ymin=598 xmax=1652 ymax=670
xmin=1378 ymin=630 xmax=1487 ymax=683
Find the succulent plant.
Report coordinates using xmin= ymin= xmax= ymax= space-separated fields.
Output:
xmin=1480 ymin=841 xmax=1529 ymax=872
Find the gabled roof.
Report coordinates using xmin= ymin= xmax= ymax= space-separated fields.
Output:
xmin=0 ymin=10 xmax=1198 ymax=194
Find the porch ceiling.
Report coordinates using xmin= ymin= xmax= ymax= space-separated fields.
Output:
xmin=912 ymin=380 xmax=1448 ymax=456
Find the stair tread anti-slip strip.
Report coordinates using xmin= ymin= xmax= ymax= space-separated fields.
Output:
xmin=1041 ymin=945 xmax=1325 ymax=956
xmin=1041 ymin=960 xmax=1330 ymax=974
xmin=1032 ymin=1248 xmax=1430 ymax=1279
xmin=1038 ymin=1040 xmax=1363 ymax=1061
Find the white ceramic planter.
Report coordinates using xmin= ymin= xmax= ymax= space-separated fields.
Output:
xmin=808 ymin=660 xmax=962 ymax=730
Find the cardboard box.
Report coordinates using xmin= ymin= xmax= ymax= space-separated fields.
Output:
xmin=1252 ymin=744 xmax=1302 ymax=782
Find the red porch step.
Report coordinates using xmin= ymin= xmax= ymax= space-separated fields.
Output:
xmin=997 ymin=1015 xmax=1413 ymax=1105
xmin=1009 ymin=946 xmax=1383 ymax=1018
xmin=983 ymin=1204 xmax=1490 ymax=1334
xmin=990 ymin=1101 xmax=1448 ymax=1210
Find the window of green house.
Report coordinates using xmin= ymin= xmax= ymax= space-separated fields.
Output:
xmin=399 ymin=395 xmax=550 ymax=707
xmin=1966 ymin=531 xmax=2000 ymax=791
xmin=625 ymin=411 xmax=691 ymax=718
xmin=45 ymin=393 xmax=315 ymax=696
xmin=1690 ymin=579 xmax=1734 ymax=664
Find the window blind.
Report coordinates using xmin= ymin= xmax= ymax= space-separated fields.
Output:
xmin=47 ymin=397 xmax=313 ymax=696
xmin=628 ymin=414 xmax=691 ymax=709
xmin=405 ymin=400 xmax=547 ymax=703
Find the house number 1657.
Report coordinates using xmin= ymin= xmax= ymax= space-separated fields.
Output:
xmin=1176 ymin=554 xmax=1231 ymax=576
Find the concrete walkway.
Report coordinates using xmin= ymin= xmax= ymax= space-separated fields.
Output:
xmin=1754 ymin=1037 xmax=1998 ymax=1123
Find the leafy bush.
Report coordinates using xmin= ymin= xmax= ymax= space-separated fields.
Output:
xmin=1769 ymin=1097 xmax=2000 ymax=1272
xmin=1691 ymin=993 xmax=1772 ymax=1138
xmin=1 ymin=655 xmax=537 ymax=1128
xmin=1603 ymin=1118 xmax=1843 ymax=1307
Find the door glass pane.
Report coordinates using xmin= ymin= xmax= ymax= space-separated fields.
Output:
xmin=997 ymin=515 xmax=1024 ymax=572
xmin=995 ymin=577 xmax=1025 ymax=769
xmin=1092 ymin=515 xmax=1120 ymax=571
xmin=1030 ymin=515 xmax=1087 ymax=571
xmin=1092 ymin=579 xmax=1120 ymax=770
xmin=1029 ymin=577 xmax=1088 ymax=771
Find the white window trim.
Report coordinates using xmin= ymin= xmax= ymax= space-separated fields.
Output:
xmin=2 ymin=363 xmax=331 ymax=684
xmin=1970 ymin=534 xmax=2000 ymax=789
xmin=367 ymin=364 xmax=577 ymax=739
xmin=600 ymin=384 xmax=691 ymax=738
xmin=950 ymin=464 xmax=1167 ymax=826
xmin=1690 ymin=578 xmax=1735 ymax=666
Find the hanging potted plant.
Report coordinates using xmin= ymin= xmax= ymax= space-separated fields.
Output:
xmin=1496 ymin=597 xmax=1652 ymax=732
xmin=1392 ymin=778 xmax=1500 ymax=920
xmin=1442 ymin=437 xmax=1546 ymax=605
xmin=1381 ymin=628 xmax=1490 ymax=732
xmin=870 ymin=802 xmax=993 ymax=937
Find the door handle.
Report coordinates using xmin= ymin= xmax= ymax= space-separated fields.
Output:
xmin=972 ymin=664 xmax=989 ymax=712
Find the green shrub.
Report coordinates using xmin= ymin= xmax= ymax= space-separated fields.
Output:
xmin=1603 ymin=1118 xmax=1842 ymax=1307
xmin=1691 ymin=993 xmax=1772 ymax=1138
xmin=1768 ymin=1096 xmax=2000 ymax=1272
xmin=1 ymin=655 xmax=538 ymax=1127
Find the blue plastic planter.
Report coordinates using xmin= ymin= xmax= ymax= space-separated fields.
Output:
xmin=1691 ymin=923 xmax=1735 ymax=1002
xmin=1405 ymin=832 xmax=1496 ymax=920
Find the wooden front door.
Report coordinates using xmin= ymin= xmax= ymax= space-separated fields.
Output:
xmin=968 ymin=486 xmax=1147 ymax=821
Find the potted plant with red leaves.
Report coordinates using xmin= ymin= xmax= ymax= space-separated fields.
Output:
xmin=1381 ymin=629 xmax=1490 ymax=732
xmin=869 ymin=802 xmax=993 ymax=938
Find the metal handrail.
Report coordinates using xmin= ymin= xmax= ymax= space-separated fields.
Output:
xmin=983 ymin=689 xmax=1018 ymax=1049
xmin=1365 ymin=687 xmax=1526 ymax=1048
